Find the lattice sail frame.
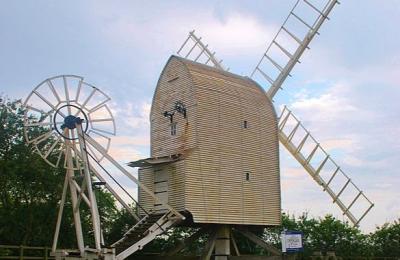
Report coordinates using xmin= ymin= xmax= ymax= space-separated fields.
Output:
xmin=176 ymin=1 xmax=374 ymax=226
xmin=177 ymin=30 xmax=228 ymax=71
xmin=23 ymin=75 xmax=116 ymax=168
xmin=251 ymin=0 xmax=339 ymax=99
xmin=278 ymin=107 xmax=374 ymax=225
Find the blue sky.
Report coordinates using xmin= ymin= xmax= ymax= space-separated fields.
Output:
xmin=1 ymin=1 xmax=399 ymax=232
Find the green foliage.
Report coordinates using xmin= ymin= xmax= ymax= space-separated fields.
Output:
xmin=0 ymin=98 xmax=63 ymax=246
xmin=262 ymin=213 xmax=398 ymax=258
xmin=104 ymin=207 xmax=137 ymax=245
xmin=0 ymin=97 xmax=123 ymax=248
xmin=370 ymin=220 xmax=400 ymax=257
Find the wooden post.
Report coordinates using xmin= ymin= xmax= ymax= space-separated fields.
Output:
xmin=19 ymin=246 xmax=24 ymax=260
xmin=214 ymin=225 xmax=230 ymax=260
xmin=44 ymin=247 xmax=48 ymax=260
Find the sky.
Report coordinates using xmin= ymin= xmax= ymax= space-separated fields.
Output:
xmin=0 ymin=0 xmax=399 ymax=233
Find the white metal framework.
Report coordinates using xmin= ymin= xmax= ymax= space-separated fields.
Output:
xmin=23 ymin=75 xmax=184 ymax=260
xmin=23 ymin=75 xmax=115 ymax=168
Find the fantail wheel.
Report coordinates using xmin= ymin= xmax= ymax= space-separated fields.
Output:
xmin=23 ymin=75 xmax=116 ymax=168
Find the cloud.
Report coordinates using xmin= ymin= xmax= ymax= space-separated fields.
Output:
xmin=106 ymin=101 xmax=152 ymax=163
xmin=108 ymin=141 xmax=143 ymax=162
xmin=86 ymin=2 xmax=278 ymax=73
xmin=193 ymin=13 xmax=278 ymax=55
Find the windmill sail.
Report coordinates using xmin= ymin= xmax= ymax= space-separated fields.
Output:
xmin=177 ymin=30 xmax=227 ymax=71
xmin=251 ymin=0 xmax=339 ymax=99
xmin=278 ymin=107 xmax=374 ymax=225
xmin=176 ymin=26 xmax=374 ymax=226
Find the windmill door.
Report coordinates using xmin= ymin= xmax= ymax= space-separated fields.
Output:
xmin=154 ymin=167 xmax=168 ymax=213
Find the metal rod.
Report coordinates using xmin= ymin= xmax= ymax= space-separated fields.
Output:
xmin=194 ymin=45 xmax=207 ymax=61
xmin=287 ymin=121 xmax=300 ymax=142
xmin=278 ymin=108 xmax=291 ymax=130
xmin=304 ymin=0 xmax=327 ymax=18
xmin=33 ymin=91 xmax=65 ymax=118
xmin=47 ymin=80 xmax=61 ymax=103
xmin=176 ymin=32 xmax=192 ymax=55
xmin=326 ymin=167 xmax=340 ymax=187
xmin=89 ymin=165 xmax=140 ymax=221
xmin=65 ymin=143 xmax=85 ymax=255
xmin=44 ymin=137 xmax=61 ymax=159
xmin=88 ymin=100 xmax=110 ymax=114
xmin=290 ymin=11 xmax=314 ymax=30
xmin=83 ymin=133 xmax=184 ymax=219
xmin=295 ymin=132 xmax=309 ymax=153
xmin=71 ymin=180 xmax=92 ymax=208
xmin=75 ymin=79 xmax=83 ymax=102
xmin=77 ymin=125 xmax=102 ymax=250
xmin=63 ymin=76 xmax=72 ymax=116
xmin=265 ymin=54 xmax=284 ymax=72
xmin=256 ymin=67 xmax=274 ymax=84
xmin=52 ymin=173 xmax=69 ymax=252
xmin=188 ymin=31 xmax=224 ymax=70
xmin=343 ymin=191 xmax=362 ymax=215
xmin=333 ymin=179 xmax=351 ymax=202
xmin=273 ymin=40 xmax=293 ymax=58
xmin=185 ymin=40 xmax=199 ymax=58
xmin=86 ymin=151 xmax=149 ymax=220
xmin=305 ymin=143 xmax=319 ymax=164
xmin=355 ymin=203 xmax=374 ymax=226
xmin=314 ymin=155 xmax=330 ymax=176
xmin=79 ymin=87 xmax=96 ymax=109
xmin=281 ymin=26 xmax=302 ymax=44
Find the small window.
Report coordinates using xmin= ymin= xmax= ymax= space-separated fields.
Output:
xmin=243 ymin=120 xmax=248 ymax=129
xmin=245 ymin=172 xmax=250 ymax=181
xmin=170 ymin=123 xmax=177 ymax=136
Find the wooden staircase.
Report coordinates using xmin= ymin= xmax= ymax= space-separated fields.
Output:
xmin=112 ymin=211 xmax=182 ymax=260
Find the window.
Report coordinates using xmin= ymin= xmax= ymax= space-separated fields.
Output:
xmin=245 ymin=171 xmax=250 ymax=181
xmin=170 ymin=122 xmax=177 ymax=136
xmin=243 ymin=120 xmax=248 ymax=129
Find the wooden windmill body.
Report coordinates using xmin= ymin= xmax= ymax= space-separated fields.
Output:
xmin=136 ymin=56 xmax=281 ymax=226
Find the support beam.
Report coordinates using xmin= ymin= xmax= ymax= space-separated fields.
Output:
xmin=52 ymin=173 xmax=69 ymax=252
xmin=83 ymin=133 xmax=184 ymax=220
xmin=230 ymin=230 xmax=240 ymax=256
xmin=235 ymin=228 xmax=281 ymax=256
xmin=77 ymin=125 xmax=102 ymax=251
xmin=200 ymin=229 xmax=217 ymax=260
xmin=215 ymin=225 xmax=230 ymax=260
xmin=66 ymin=145 xmax=85 ymax=255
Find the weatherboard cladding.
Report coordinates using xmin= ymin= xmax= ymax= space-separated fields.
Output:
xmin=139 ymin=55 xmax=280 ymax=226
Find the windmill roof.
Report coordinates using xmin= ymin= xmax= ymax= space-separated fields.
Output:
xmin=170 ymin=55 xmax=267 ymax=94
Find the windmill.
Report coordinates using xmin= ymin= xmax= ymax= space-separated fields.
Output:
xmin=166 ymin=0 xmax=374 ymax=256
xmin=22 ymin=0 xmax=374 ymax=260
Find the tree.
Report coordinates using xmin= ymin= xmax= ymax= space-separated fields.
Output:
xmin=0 ymin=97 xmax=121 ymax=248
xmin=263 ymin=213 xmax=371 ymax=258
xmin=370 ymin=219 xmax=400 ymax=257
